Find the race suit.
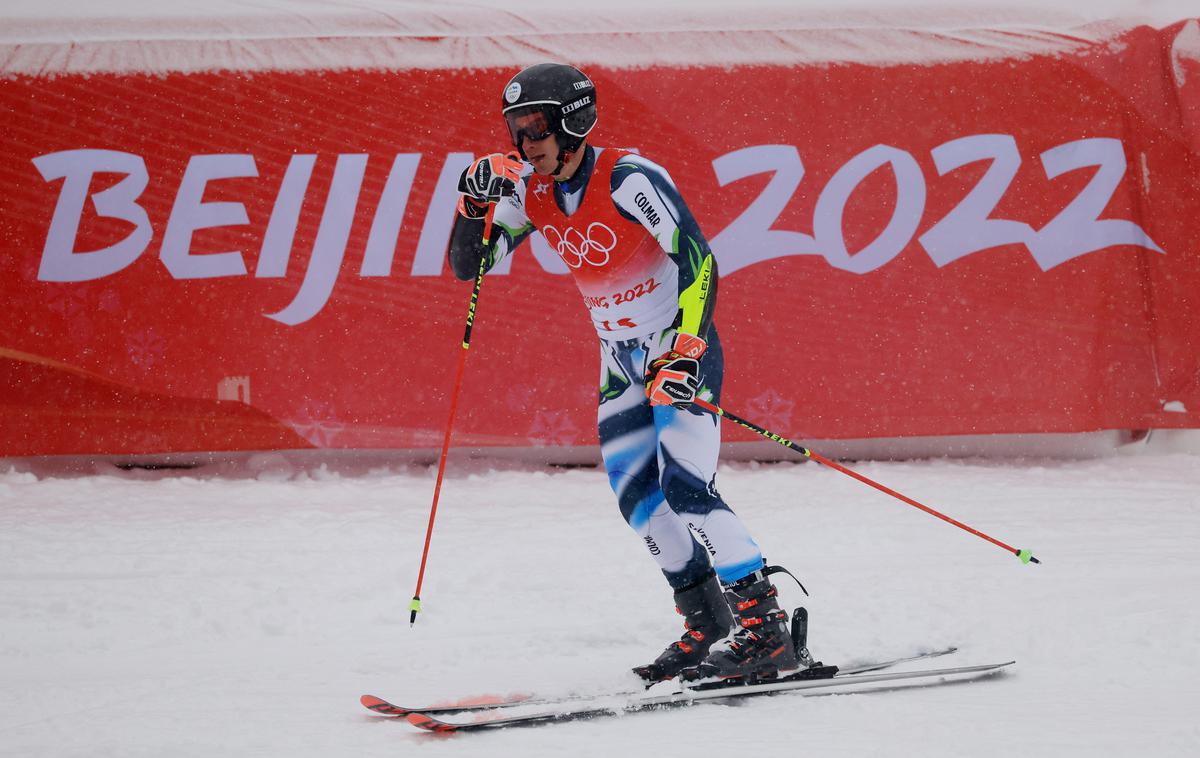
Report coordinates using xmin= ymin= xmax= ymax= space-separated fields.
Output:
xmin=448 ymin=145 xmax=765 ymax=589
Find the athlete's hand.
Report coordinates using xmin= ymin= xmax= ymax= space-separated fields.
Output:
xmin=457 ymin=152 xmax=523 ymax=219
xmin=645 ymin=333 xmax=708 ymax=407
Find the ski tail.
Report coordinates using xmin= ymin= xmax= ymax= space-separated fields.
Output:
xmin=361 ymin=695 xmax=409 ymax=716
xmin=405 ymin=713 xmax=460 ymax=732
xmin=360 ymin=691 xmax=537 ymax=717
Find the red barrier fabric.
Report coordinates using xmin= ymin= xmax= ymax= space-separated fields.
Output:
xmin=2 ymin=22 xmax=1198 ymax=455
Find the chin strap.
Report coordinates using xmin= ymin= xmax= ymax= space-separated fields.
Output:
xmin=552 ymin=148 xmax=575 ymax=179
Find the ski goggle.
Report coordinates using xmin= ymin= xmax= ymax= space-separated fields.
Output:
xmin=505 ymin=107 xmax=555 ymax=146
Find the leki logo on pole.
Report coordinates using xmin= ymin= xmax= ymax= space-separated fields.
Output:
xmin=541 ymin=222 xmax=617 ymax=268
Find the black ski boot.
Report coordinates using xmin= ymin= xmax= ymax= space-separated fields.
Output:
xmin=684 ymin=566 xmax=803 ymax=682
xmin=633 ymin=571 xmax=734 ymax=683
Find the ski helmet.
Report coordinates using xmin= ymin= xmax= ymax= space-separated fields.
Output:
xmin=501 ymin=63 xmax=597 ymax=161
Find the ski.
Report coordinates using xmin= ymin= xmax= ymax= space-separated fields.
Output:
xmin=360 ymin=646 xmax=958 ymax=718
xmin=361 ymin=692 xmax=539 ymax=717
xmin=404 ymin=660 xmax=1014 ymax=732
xmin=839 ymin=646 xmax=958 ymax=675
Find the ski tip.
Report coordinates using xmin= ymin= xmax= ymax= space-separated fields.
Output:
xmin=405 ymin=712 xmax=458 ymax=733
xmin=361 ymin=694 xmax=407 ymax=716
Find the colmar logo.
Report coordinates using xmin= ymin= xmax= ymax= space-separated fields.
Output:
xmin=541 ymin=221 xmax=617 ymax=268
xmin=633 ymin=191 xmax=661 ymax=227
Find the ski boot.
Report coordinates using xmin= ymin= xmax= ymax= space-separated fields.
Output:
xmin=633 ymin=571 xmax=734 ymax=683
xmin=683 ymin=565 xmax=806 ymax=682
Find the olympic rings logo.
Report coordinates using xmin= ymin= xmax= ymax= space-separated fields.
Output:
xmin=541 ymin=222 xmax=617 ymax=268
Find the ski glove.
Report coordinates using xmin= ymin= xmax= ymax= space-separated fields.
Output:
xmin=645 ymin=333 xmax=708 ymax=407
xmin=457 ymin=151 xmax=523 ymax=219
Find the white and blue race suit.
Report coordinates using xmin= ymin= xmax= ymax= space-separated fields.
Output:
xmin=449 ymin=145 xmax=767 ymax=589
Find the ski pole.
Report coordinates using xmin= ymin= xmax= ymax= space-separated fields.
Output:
xmin=691 ymin=397 xmax=1041 ymax=565
xmin=409 ymin=211 xmax=495 ymax=627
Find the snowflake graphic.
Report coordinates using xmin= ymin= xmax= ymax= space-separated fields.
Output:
xmin=42 ymin=287 xmax=122 ymax=346
xmin=745 ymin=389 xmax=798 ymax=435
xmin=67 ymin=314 xmax=97 ymax=345
xmin=527 ymin=409 xmax=579 ymax=447
xmin=96 ymin=288 xmax=122 ymax=313
xmin=287 ymin=400 xmax=346 ymax=447
xmin=46 ymin=289 xmax=89 ymax=319
xmin=1 ymin=250 xmax=39 ymax=280
xmin=127 ymin=329 xmax=167 ymax=370
xmin=507 ymin=384 xmax=540 ymax=413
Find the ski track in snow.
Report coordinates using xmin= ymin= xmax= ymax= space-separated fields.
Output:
xmin=1 ymin=450 xmax=1199 ymax=757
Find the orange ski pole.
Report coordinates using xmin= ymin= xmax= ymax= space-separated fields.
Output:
xmin=409 ymin=209 xmax=495 ymax=626
xmin=691 ymin=397 xmax=1041 ymax=565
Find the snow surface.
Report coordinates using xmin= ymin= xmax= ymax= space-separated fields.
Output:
xmin=3 ymin=441 xmax=1200 ymax=756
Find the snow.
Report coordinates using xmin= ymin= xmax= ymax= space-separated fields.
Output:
xmin=1174 ymin=19 xmax=1200 ymax=85
xmin=3 ymin=442 xmax=1199 ymax=756
xmin=1 ymin=0 xmax=1197 ymax=74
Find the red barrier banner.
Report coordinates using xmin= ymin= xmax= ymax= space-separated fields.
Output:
xmin=2 ymin=21 xmax=1198 ymax=456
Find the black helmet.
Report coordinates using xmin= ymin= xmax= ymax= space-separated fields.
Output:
xmin=501 ymin=63 xmax=597 ymax=159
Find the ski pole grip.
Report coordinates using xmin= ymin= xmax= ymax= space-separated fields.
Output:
xmin=482 ymin=202 xmax=497 ymax=245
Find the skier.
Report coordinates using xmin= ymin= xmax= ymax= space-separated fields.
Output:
xmin=447 ymin=62 xmax=803 ymax=683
